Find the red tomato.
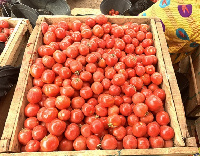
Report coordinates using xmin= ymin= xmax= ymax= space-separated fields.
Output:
xmin=141 ymin=88 xmax=153 ymax=98
xmin=80 ymin=86 xmax=93 ymax=99
xmin=144 ymin=46 xmax=156 ymax=55
xmin=93 ymin=24 xmax=104 ymax=38
xmin=112 ymin=74 xmax=126 ymax=86
xmin=119 ymin=103 xmax=132 ymax=116
xmin=133 ymin=103 xmax=148 ymax=117
xmin=85 ymin=17 xmax=96 ymax=28
xmin=58 ymin=109 xmax=70 ymax=121
xmin=114 ymin=39 xmax=125 ymax=50
xmin=151 ymin=72 xmax=163 ymax=85
xmin=18 ymin=128 xmax=32 ymax=145
xmin=127 ymin=114 xmax=139 ymax=126
xmin=125 ymin=55 xmax=137 ymax=68
xmin=108 ymin=105 xmax=119 ymax=116
xmin=55 ymin=27 xmax=66 ymax=39
xmin=132 ymin=92 xmax=145 ymax=104
xmin=125 ymin=44 xmax=135 ymax=54
xmin=142 ymin=39 xmax=153 ymax=48
xmin=95 ymin=104 xmax=108 ymax=117
xmin=137 ymin=137 xmax=150 ymax=149
xmin=71 ymin=20 xmax=82 ymax=31
xmin=53 ymin=50 xmax=66 ymax=63
xmin=107 ymin=114 xmax=121 ymax=128
xmin=149 ymin=136 xmax=164 ymax=148
xmin=160 ymin=126 xmax=174 ymax=140
xmin=48 ymin=119 xmax=67 ymax=136
xmin=95 ymin=14 xmax=108 ymax=25
xmin=101 ymin=134 xmax=117 ymax=150
xmin=145 ymin=65 xmax=155 ymax=75
xmin=91 ymin=119 xmax=104 ymax=134
xmin=70 ymin=109 xmax=84 ymax=123
xmin=132 ymin=122 xmax=147 ymax=137
xmin=156 ymin=111 xmax=170 ymax=126
xmin=25 ymin=103 xmax=40 ymax=117
xmin=125 ymin=29 xmax=136 ymax=38
xmin=71 ymin=97 xmax=85 ymax=109
xmin=146 ymin=32 xmax=153 ymax=39
xmin=42 ymin=84 xmax=59 ymax=97
xmin=124 ymin=84 xmax=136 ymax=97
xmin=82 ymin=103 xmax=95 ymax=116
xmin=0 ymin=20 xmax=9 ymax=28
xmin=44 ymin=97 xmax=56 ymax=108
xmin=25 ymin=140 xmax=40 ymax=152
xmin=164 ymin=140 xmax=174 ymax=147
xmin=113 ymin=126 xmax=126 ymax=140
xmin=73 ymin=136 xmax=87 ymax=151
xmin=59 ymin=138 xmax=73 ymax=151
xmin=24 ymin=117 xmax=39 ymax=130
xmin=65 ymin=123 xmax=80 ymax=140
xmin=122 ymin=35 xmax=132 ymax=44
xmin=71 ymin=31 xmax=82 ymax=42
xmin=130 ymin=77 xmax=143 ymax=90
xmin=126 ymin=126 xmax=133 ymax=135
xmin=86 ymin=135 xmax=100 ymax=150
xmin=64 ymin=45 xmax=79 ymax=59
xmin=0 ymin=33 xmax=8 ymax=42
xmin=40 ymin=134 xmax=59 ymax=152
xmin=27 ymin=86 xmax=42 ymax=104
xmin=147 ymin=121 xmax=160 ymax=137
xmin=113 ymin=26 xmax=124 ymax=38
xmin=135 ymin=45 xmax=144 ymax=55
xmin=43 ymin=31 xmax=56 ymax=45
xmin=41 ymin=69 xmax=55 ymax=84
xmin=30 ymin=63 xmax=45 ymax=78
xmin=136 ymin=31 xmax=145 ymax=41
xmin=106 ymin=54 xmax=118 ymax=67
xmin=153 ymin=89 xmax=166 ymax=101
xmin=81 ymin=124 xmax=93 ymax=137
xmin=58 ymin=67 xmax=71 ymax=79
xmin=41 ymin=107 xmax=58 ymax=123
xmin=140 ymin=112 xmax=154 ymax=124
xmin=145 ymin=95 xmax=163 ymax=111
xmin=123 ymin=135 xmax=137 ymax=149
xmin=114 ymin=96 xmax=124 ymax=106
xmin=101 ymin=94 xmax=115 ymax=107
xmin=52 ymin=63 xmax=63 ymax=75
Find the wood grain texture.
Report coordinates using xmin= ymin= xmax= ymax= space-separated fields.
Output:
xmin=155 ymin=21 xmax=188 ymax=140
xmin=195 ymin=117 xmax=200 ymax=145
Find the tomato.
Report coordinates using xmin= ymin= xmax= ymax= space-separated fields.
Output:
xmin=24 ymin=117 xmax=39 ymax=130
xmin=114 ymin=96 xmax=124 ymax=106
xmin=160 ymin=126 xmax=174 ymax=140
xmin=85 ymin=17 xmax=96 ymax=28
xmin=18 ymin=128 xmax=32 ymax=145
xmin=90 ymin=81 xmax=103 ymax=94
xmin=136 ymin=31 xmax=145 ymax=41
xmin=43 ymin=31 xmax=56 ymax=45
xmin=63 ymin=45 xmax=79 ymax=59
xmin=86 ymin=135 xmax=100 ymax=150
xmin=49 ymin=42 xmax=60 ymax=50
xmin=59 ymin=138 xmax=73 ymax=151
xmin=0 ymin=20 xmax=9 ymax=28
xmin=41 ymin=69 xmax=55 ymax=84
xmin=142 ymin=39 xmax=153 ymax=48
xmin=125 ymin=29 xmax=136 ymax=38
xmin=119 ymin=103 xmax=132 ymax=116
xmin=25 ymin=103 xmax=40 ymax=117
xmin=146 ymin=32 xmax=153 ymax=39
xmin=70 ymin=97 xmax=85 ymax=110
xmin=101 ymin=134 xmax=117 ymax=150
xmin=102 ymin=23 xmax=111 ymax=34
xmin=25 ymin=140 xmax=40 ymax=152
xmin=47 ymin=25 xmax=57 ymax=33
xmin=146 ymin=121 xmax=160 ymax=138
xmin=156 ymin=111 xmax=170 ymax=126
xmin=137 ymin=137 xmax=150 ymax=149
xmin=126 ymin=126 xmax=133 ymax=135
xmin=55 ymin=27 xmax=66 ymax=39
xmin=71 ymin=78 xmax=83 ymax=90
xmin=57 ymin=21 xmax=68 ymax=30
xmin=106 ymin=54 xmax=118 ymax=67
xmin=122 ymin=95 xmax=132 ymax=104
xmin=148 ymin=83 xmax=159 ymax=92
xmin=112 ymin=74 xmax=126 ymax=86
xmin=82 ymin=103 xmax=95 ymax=116
xmin=71 ymin=31 xmax=82 ymax=42
xmin=106 ymin=38 xmax=115 ymax=49
xmin=53 ymin=50 xmax=66 ymax=63
xmin=112 ymin=26 xmax=124 ymax=38
xmin=164 ymin=140 xmax=173 ymax=148
xmin=127 ymin=114 xmax=139 ymax=126
xmin=52 ymin=63 xmax=63 ymax=75
xmin=151 ymin=72 xmax=163 ymax=85
xmin=43 ymin=97 xmax=56 ymax=108
xmin=140 ymin=112 xmax=154 ymax=124
xmin=132 ymin=122 xmax=147 ymax=137
xmin=73 ymin=135 xmax=87 ymax=151
xmin=145 ymin=65 xmax=155 ymax=75
xmin=71 ymin=20 xmax=82 ymax=31
xmin=142 ymin=55 xmax=153 ymax=66
xmin=149 ymin=136 xmax=164 ymax=148
xmin=0 ymin=33 xmax=8 ymax=42
xmin=70 ymin=109 xmax=84 ymax=123
xmin=58 ymin=67 xmax=71 ymax=79
xmin=132 ymin=92 xmax=145 ymax=104
xmin=88 ymin=40 xmax=98 ymax=52
xmin=114 ymin=39 xmax=125 ymax=51
xmin=101 ymin=94 xmax=115 ymax=108
xmin=65 ymin=123 xmax=80 ymax=140
xmin=123 ymin=135 xmax=137 ymax=149
xmin=80 ymin=86 xmax=93 ymax=99
xmin=141 ymin=88 xmax=153 ymax=98
xmin=27 ymin=86 xmax=42 ymax=104
xmin=132 ymin=103 xmax=148 ymax=117
xmin=41 ymin=107 xmax=58 ymax=123
xmin=95 ymin=104 xmax=108 ymax=117
xmin=145 ymin=95 xmax=163 ymax=111
xmin=30 ymin=63 xmax=45 ymax=78
xmin=125 ymin=55 xmax=137 ymax=68
xmin=95 ymin=14 xmax=108 ymax=25
xmin=48 ymin=119 xmax=67 ymax=136
xmin=92 ymin=24 xmax=104 ymax=38
xmin=40 ymin=134 xmax=59 ymax=152
xmin=113 ymin=126 xmax=126 ymax=140
xmin=135 ymin=45 xmax=144 ymax=55
xmin=153 ymin=89 xmax=166 ymax=101
xmin=122 ymin=35 xmax=132 ymax=44
xmin=108 ymin=114 xmax=121 ymax=128
xmin=80 ymin=124 xmax=92 ymax=137
xmin=130 ymin=77 xmax=143 ymax=90
xmin=125 ymin=68 xmax=135 ymax=79
xmin=144 ymin=46 xmax=156 ymax=55
xmin=90 ymin=119 xmax=104 ymax=134
xmin=54 ymin=76 xmax=63 ymax=87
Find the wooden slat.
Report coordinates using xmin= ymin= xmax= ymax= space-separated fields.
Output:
xmin=150 ymin=19 xmax=185 ymax=147
xmin=195 ymin=117 xmax=200 ymax=144
xmin=155 ymin=21 xmax=188 ymax=140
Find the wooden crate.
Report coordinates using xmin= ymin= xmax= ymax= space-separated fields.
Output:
xmin=0 ymin=17 xmax=32 ymax=152
xmin=185 ymin=47 xmax=200 ymax=117
xmin=0 ymin=15 xmax=198 ymax=155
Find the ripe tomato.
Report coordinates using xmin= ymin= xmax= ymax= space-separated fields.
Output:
xmin=112 ymin=74 xmax=126 ymax=86
xmin=106 ymin=54 xmax=118 ymax=67
xmin=153 ymin=89 xmax=166 ymax=101
xmin=64 ymin=45 xmax=79 ymax=59
xmin=156 ymin=111 xmax=170 ymax=126
xmin=40 ymin=134 xmax=59 ymax=152
xmin=123 ymin=135 xmax=137 ymax=149
xmin=81 ymin=124 xmax=92 ymax=137
xmin=42 ymin=84 xmax=60 ymax=97
xmin=71 ymin=78 xmax=83 ymax=90
xmin=146 ymin=32 xmax=153 ymax=39
xmin=149 ymin=136 xmax=164 ymax=148
xmin=92 ymin=24 xmax=104 ymax=38
xmin=140 ymin=112 xmax=154 ymax=124
xmin=24 ymin=117 xmax=39 ymax=130
xmin=55 ymin=95 xmax=70 ymax=110
xmin=65 ymin=123 xmax=80 ymax=140
xmin=41 ymin=69 xmax=55 ymax=84
xmin=82 ymin=103 xmax=95 ymax=116
xmin=137 ymin=137 xmax=150 ymax=149
xmin=147 ymin=121 xmax=160 ymax=137
xmin=136 ymin=31 xmax=145 ymax=41
xmin=133 ymin=103 xmax=148 ymax=117
xmin=145 ymin=65 xmax=155 ymax=75
xmin=55 ymin=27 xmax=66 ymax=39
xmin=25 ymin=103 xmax=40 ymax=117
xmin=95 ymin=104 xmax=108 ymax=117
xmin=71 ymin=97 xmax=85 ymax=109
xmin=125 ymin=55 xmax=137 ymax=68
xmin=101 ymin=94 xmax=115 ymax=107
xmin=132 ymin=122 xmax=147 ymax=137
xmin=43 ymin=97 xmax=56 ymax=108
xmin=71 ymin=31 xmax=82 ymax=42
xmin=160 ymin=126 xmax=174 ymax=140
xmin=125 ymin=29 xmax=136 ymax=38
xmin=151 ymin=72 xmax=163 ymax=85
xmin=141 ymin=88 xmax=153 ymax=98
xmin=145 ymin=95 xmax=163 ymax=111
xmin=122 ymin=35 xmax=132 ymax=44
xmin=86 ymin=135 xmax=100 ymax=150
xmin=80 ymin=86 xmax=93 ymax=99
xmin=70 ymin=60 xmax=83 ymax=74
xmin=43 ymin=31 xmax=56 ymax=45
xmin=0 ymin=20 xmax=9 ymax=28
xmin=30 ymin=63 xmax=45 ymax=78
xmin=27 ymin=86 xmax=42 ymax=104
xmin=41 ymin=107 xmax=58 ymax=123
xmin=91 ymin=82 xmax=103 ymax=95
xmin=108 ymin=105 xmax=119 ymax=116
xmin=58 ymin=67 xmax=71 ymax=79
xmin=127 ymin=114 xmax=139 ymax=126
xmin=114 ymin=39 xmax=125 ymax=50
xmin=58 ymin=109 xmax=70 ymax=121
xmin=73 ymin=136 xmax=87 ymax=151
xmin=101 ymin=134 xmax=117 ymax=150
xmin=71 ymin=20 xmax=82 ymax=31
xmin=119 ymin=103 xmax=132 ymax=116
xmin=59 ymin=138 xmax=73 ymax=151
xmin=90 ymin=119 xmax=104 ymax=134
xmin=25 ymin=140 xmax=40 ymax=152
xmin=124 ymin=84 xmax=136 ymax=97
xmin=132 ymin=92 xmax=145 ymax=104
xmin=113 ymin=126 xmax=126 ymax=140
xmin=114 ymin=96 xmax=124 ymax=106
xmin=85 ymin=17 xmax=96 ymax=28
xmin=95 ymin=14 xmax=108 ymax=25
xmin=53 ymin=50 xmax=66 ymax=63
xmin=144 ymin=46 xmax=156 ymax=55
xmin=48 ymin=119 xmax=67 ymax=136
xmin=113 ymin=26 xmax=124 ymax=38
xmin=164 ymin=140 xmax=173 ymax=148
xmin=107 ymin=114 xmax=121 ymax=128
xmin=126 ymin=126 xmax=133 ymax=135
xmin=130 ymin=77 xmax=143 ymax=90
xmin=18 ymin=128 xmax=32 ymax=145
xmin=70 ymin=109 xmax=84 ymax=123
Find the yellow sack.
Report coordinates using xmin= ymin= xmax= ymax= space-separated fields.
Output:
xmin=139 ymin=0 xmax=200 ymax=64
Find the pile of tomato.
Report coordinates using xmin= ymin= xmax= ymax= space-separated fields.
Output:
xmin=108 ymin=9 xmax=119 ymax=16
xmin=18 ymin=14 xmax=175 ymax=152
xmin=0 ymin=20 xmax=14 ymax=51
